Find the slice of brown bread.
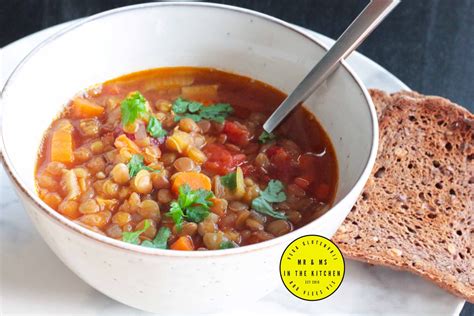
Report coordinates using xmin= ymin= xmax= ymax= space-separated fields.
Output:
xmin=369 ymin=89 xmax=423 ymax=117
xmin=333 ymin=91 xmax=474 ymax=302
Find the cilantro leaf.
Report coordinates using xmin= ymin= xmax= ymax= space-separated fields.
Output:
xmin=188 ymin=102 xmax=202 ymax=113
xmin=260 ymin=180 xmax=286 ymax=203
xmin=146 ymin=116 xmax=167 ymax=138
xmin=177 ymin=185 xmax=212 ymax=209
xmin=251 ymin=197 xmax=287 ymax=220
xmin=186 ymin=205 xmax=210 ymax=223
xmin=167 ymin=202 xmax=185 ymax=231
xmin=190 ymin=189 xmax=214 ymax=208
xmin=122 ymin=220 xmax=151 ymax=245
xmin=120 ymin=91 xmax=148 ymax=125
xmin=219 ymin=240 xmax=238 ymax=249
xmin=172 ymin=98 xmax=233 ymax=123
xmin=177 ymin=185 xmax=192 ymax=208
xmin=172 ymin=97 xmax=202 ymax=114
xmin=259 ymin=131 xmax=276 ymax=143
xmin=250 ymin=180 xmax=287 ymax=219
xmin=199 ymin=103 xmax=233 ymax=123
xmin=166 ymin=184 xmax=214 ymax=230
xmin=142 ymin=227 xmax=171 ymax=249
xmin=172 ymin=97 xmax=189 ymax=113
xmin=127 ymin=154 xmax=153 ymax=177
xmin=221 ymin=172 xmax=237 ymax=190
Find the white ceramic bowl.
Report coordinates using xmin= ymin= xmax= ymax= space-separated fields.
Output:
xmin=0 ymin=3 xmax=378 ymax=313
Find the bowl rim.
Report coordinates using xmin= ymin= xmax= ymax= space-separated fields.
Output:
xmin=0 ymin=1 xmax=378 ymax=258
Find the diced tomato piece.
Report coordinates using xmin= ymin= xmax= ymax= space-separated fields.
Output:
xmin=232 ymin=154 xmax=246 ymax=166
xmin=241 ymin=164 xmax=256 ymax=177
xmin=266 ymin=146 xmax=293 ymax=181
xmin=204 ymin=143 xmax=233 ymax=165
xmin=223 ymin=121 xmax=250 ymax=146
xmin=265 ymin=145 xmax=281 ymax=157
xmin=204 ymin=161 xmax=230 ymax=176
xmin=203 ymin=144 xmax=248 ymax=175
xmin=203 ymin=143 xmax=235 ymax=175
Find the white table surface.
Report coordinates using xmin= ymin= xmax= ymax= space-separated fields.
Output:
xmin=0 ymin=21 xmax=465 ymax=315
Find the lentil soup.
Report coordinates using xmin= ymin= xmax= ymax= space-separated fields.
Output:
xmin=35 ymin=67 xmax=338 ymax=251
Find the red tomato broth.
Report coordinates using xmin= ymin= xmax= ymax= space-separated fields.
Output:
xmin=35 ymin=67 xmax=338 ymax=250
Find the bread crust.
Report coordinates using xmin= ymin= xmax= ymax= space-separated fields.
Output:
xmin=333 ymin=90 xmax=474 ymax=302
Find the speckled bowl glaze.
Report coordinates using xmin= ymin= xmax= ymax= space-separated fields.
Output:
xmin=0 ymin=3 xmax=378 ymax=313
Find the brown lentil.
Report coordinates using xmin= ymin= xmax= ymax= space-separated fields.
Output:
xmin=157 ymin=189 xmax=173 ymax=204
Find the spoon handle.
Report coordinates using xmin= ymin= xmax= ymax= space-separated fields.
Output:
xmin=263 ymin=0 xmax=400 ymax=132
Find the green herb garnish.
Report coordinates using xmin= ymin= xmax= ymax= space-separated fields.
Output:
xmin=127 ymin=154 xmax=153 ymax=177
xmin=260 ymin=180 xmax=287 ymax=203
xmin=165 ymin=184 xmax=214 ymax=230
xmin=251 ymin=197 xmax=287 ymax=219
xmin=120 ymin=91 xmax=148 ymax=126
xmin=146 ymin=116 xmax=167 ymax=138
xmin=122 ymin=219 xmax=151 ymax=245
xmin=172 ymin=97 xmax=200 ymax=114
xmin=172 ymin=97 xmax=233 ymax=123
xmin=259 ymin=131 xmax=277 ymax=143
xmin=198 ymin=103 xmax=233 ymax=123
xmin=141 ymin=227 xmax=171 ymax=249
xmin=221 ymin=172 xmax=237 ymax=190
xmin=251 ymin=180 xmax=287 ymax=219
xmin=185 ymin=205 xmax=211 ymax=223
xmin=219 ymin=240 xmax=237 ymax=249
xmin=167 ymin=202 xmax=185 ymax=230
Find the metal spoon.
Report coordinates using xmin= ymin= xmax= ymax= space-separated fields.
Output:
xmin=263 ymin=0 xmax=400 ymax=132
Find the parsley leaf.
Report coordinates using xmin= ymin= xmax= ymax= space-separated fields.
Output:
xmin=141 ymin=226 xmax=171 ymax=249
xmin=251 ymin=197 xmax=287 ymax=220
xmin=259 ymin=131 xmax=277 ymax=143
xmin=260 ymin=180 xmax=287 ymax=203
xmin=219 ymin=240 xmax=238 ymax=249
xmin=165 ymin=184 xmax=214 ymax=230
xmin=251 ymin=180 xmax=287 ymax=219
xmin=221 ymin=172 xmax=237 ymax=190
xmin=127 ymin=154 xmax=153 ymax=177
xmin=172 ymin=98 xmax=233 ymax=123
xmin=146 ymin=116 xmax=167 ymax=138
xmin=120 ymin=91 xmax=148 ymax=126
xmin=122 ymin=219 xmax=151 ymax=245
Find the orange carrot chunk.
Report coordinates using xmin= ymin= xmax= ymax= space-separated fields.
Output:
xmin=51 ymin=120 xmax=74 ymax=163
xmin=71 ymin=97 xmax=105 ymax=118
xmin=114 ymin=134 xmax=141 ymax=154
xmin=171 ymin=172 xmax=212 ymax=195
xmin=170 ymin=235 xmax=194 ymax=251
